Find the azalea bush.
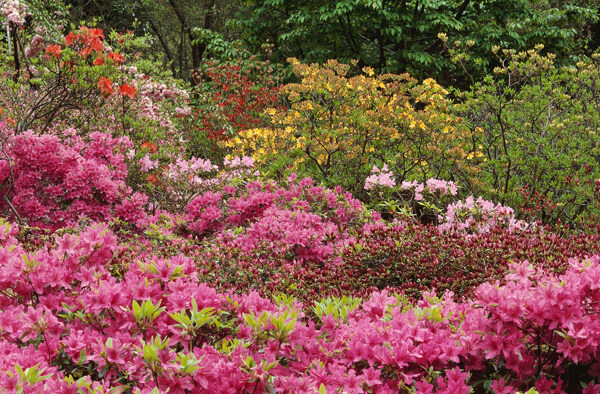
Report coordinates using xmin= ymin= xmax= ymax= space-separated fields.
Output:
xmin=1 ymin=25 xmax=136 ymax=134
xmin=225 ymin=59 xmax=478 ymax=197
xmin=0 ymin=24 xmax=198 ymax=225
xmin=186 ymin=174 xmax=376 ymax=301
xmin=0 ymin=122 xmax=147 ymax=229
xmin=456 ymin=47 xmax=600 ymax=225
xmin=189 ymin=47 xmax=284 ymax=162
xmin=0 ymin=24 xmax=192 ymax=171
xmin=364 ymin=164 xmax=459 ymax=224
xmin=342 ymin=219 xmax=600 ymax=301
xmin=0 ymin=218 xmax=599 ymax=392
xmin=3 ymin=4 xmax=600 ymax=393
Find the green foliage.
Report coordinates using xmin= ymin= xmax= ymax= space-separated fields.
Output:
xmin=312 ymin=296 xmax=362 ymax=323
xmin=8 ymin=363 xmax=52 ymax=387
xmin=227 ymin=59 xmax=475 ymax=196
xmin=243 ymin=309 xmax=298 ymax=344
xmin=132 ymin=299 xmax=165 ymax=327
xmin=240 ymin=0 xmax=599 ymax=86
xmin=191 ymin=28 xmax=242 ymax=60
xmin=24 ymin=0 xmax=70 ymax=41
xmin=169 ymin=299 xmax=216 ymax=349
xmin=456 ymin=47 xmax=600 ymax=224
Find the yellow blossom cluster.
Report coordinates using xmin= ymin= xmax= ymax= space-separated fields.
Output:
xmin=224 ymin=59 xmax=483 ymax=189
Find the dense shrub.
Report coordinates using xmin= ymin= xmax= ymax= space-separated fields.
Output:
xmin=0 ymin=25 xmax=192 ymax=186
xmin=226 ymin=59 xmax=477 ymax=197
xmin=0 ymin=123 xmax=146 ymax=229
xmin=3 ymin=5 xmax=600 ymax=393
xmin=184 ymin=175 xmax=377 ymax=301
xmin=342 ymin=221 xmax=600 ymax=301
xmin=0 ymin=220 xmax=599 ymax=392
xmin=189 ymin=49 xmax=283 ymax=162
xmin=457 ymin=48 xmax=600 ymax=224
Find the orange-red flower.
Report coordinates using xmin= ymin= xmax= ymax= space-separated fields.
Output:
xmin=93 ymin=55 xmax=104 ymax=66
xmin=66 ymin=27 xmax=105 ymax=53
xmin=65 ymin=32 xmax=75 ymax=46
xmin=79 ymin=47 xmax=92 ymax=57
xmin=45 ymin=44 xmax=62 ymax=58
xmin=118 ymin=84 xmax=136 ymax=98
xmin=141 ymin=141 xmax=157 ymax=153
xmin=88 ymin=28 xmax=104 ymax=38
xmin=107 ymin=52 xmax=124 ymax=65
xmin=146 ymin=174 xmax=158 ymax=185
xmin=97 ymin=77 xmax=114 ymax=96
xmin=90 ymin=37 xmax=104 ymax=52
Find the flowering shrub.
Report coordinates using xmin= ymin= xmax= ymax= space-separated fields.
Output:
xmin=341 ymin=218 xmax=600 ymax=301
xmin=2 ymin=10 xmax=600 ymax=394
xmin=226 ymin=59 xmax=478 ymax=195
xmin=1 ymin=0 xmax=29 ymax=27
xmin=183 ymin=175 xmax=377 ymax=301
xmin=364 ymin=164 xmax=396 ymax=190
xmin=439 ymin=195 xmax=528 ymax=234
xmin=0 ymin=123 xmax=146 ymax=229
xmin=189 ymin=49 xmax=283 ymax=162
xmin=0 ymin=218 xmax=599 ymax=392
xmin=457 ymin=48 xmax=600 ymax=224
xmin=364 ymin=164 xmax=459 ymax=224
xmin=1 ymin=26 xmax=131 ymax=134
xmin=0 ymin=25 xmax=191 ymax=167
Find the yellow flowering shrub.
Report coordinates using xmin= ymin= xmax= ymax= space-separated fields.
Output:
xmin=225 ymin=59 xmax=480 ymax=194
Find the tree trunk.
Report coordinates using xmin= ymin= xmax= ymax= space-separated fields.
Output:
xmin=137 ymin=0 xmax=178 ymax=77
xmin=167 ymin=0 xmax=215 ymax=83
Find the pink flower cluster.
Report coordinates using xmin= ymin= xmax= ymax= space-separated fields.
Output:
xmin=1 ymin=0 xmax=29 ymax=27
xmin=0 ymin=124 xmax=146 ymax=229
xmin=364 ymin=164 xmax=396 ymax=190
xmin=156 ymin=156 xmax=257 ymax=208
xmin=224 ymin=155 xmax=255 ymax=168
xmin=439 ymin=195 xmax=528 ymax=234
xmin=25 ymin=33 xmax=45 ymax=58
xmin=138 ymin=81 xmax=188 ymax=101
xmin=0 ymin=218 xmax=599 ymax=392
xmin=139 ymin=154 xmax=158 ymax=172
xmin=400 ymin=178 xmax=458 ymax=201
xmin=185 ymin=176 xmax=365 ymax=253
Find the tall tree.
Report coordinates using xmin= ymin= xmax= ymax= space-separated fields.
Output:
xmin=65 ymin=0 xmax=241 ymax=82
xmin=239 ymin=0 xmax=599 ymax=86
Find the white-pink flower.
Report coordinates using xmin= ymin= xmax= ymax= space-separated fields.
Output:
xmin=139 ymin=154 xmax=158 ymax=172
xmin=365 ymin=164 xmax=396 ymax=190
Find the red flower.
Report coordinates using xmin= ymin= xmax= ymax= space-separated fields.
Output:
xmin=146 ymin=174 xmax=158 ymax=185
xmin=93 ymin=55 xmax=104 ymax=66
xmin=45 ymin=44 xmax=62 ymax=58
xmin=79 ymin=47 xmax=92 ymax=57
xmin=141 ymin=141 xmax=157 ymax=153
xmin=107 ymin=52 xmax=124 ymax=65
xmin=90 ymin=37 xmax=104 ymax=52
xmin=118 ymin=84 xmax=136 ymax=98
xmin=88 ymin=28 xmax=104 ymax=39
xmin=97 ymin=76 xmax=114 ymax=96
xmin=65 ymin=32 xmax=75 ymax=46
